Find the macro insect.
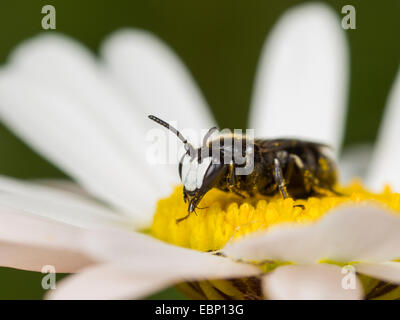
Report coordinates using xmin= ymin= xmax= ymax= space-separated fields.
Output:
xmin=148 ymin=115 xmax=339 ymax=223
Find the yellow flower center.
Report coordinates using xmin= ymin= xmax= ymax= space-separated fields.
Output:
xmin=151 ymin=180 xmax=400 ymax=252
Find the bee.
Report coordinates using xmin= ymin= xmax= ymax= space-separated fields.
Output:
xmin=148 ymin=115 xmax=339 ymax=223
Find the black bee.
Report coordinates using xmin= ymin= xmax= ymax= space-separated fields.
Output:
xmin=148 ymin=115 xmax=339 ymax=223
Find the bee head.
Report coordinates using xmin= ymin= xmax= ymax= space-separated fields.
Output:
xmin=179 ymin=151 xmax=226 ymax=212
xmin=148 ymin=115 xmax=225 ymax=213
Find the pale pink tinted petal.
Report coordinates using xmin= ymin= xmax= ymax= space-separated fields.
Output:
xmin=50 ymin=228 xmax=260 ymax=300
xmin=249 ymin=3 xmax=348 ymax=154
xmin=34 ymin=179 xmax=97 ymax=200
xmin=82 ymin=229 xmax=260 ymax=280
xmin=0 ymin=175 xmax=128 ymax=229
xmin=263 ymin=264 xmax=363 ymax=300
xmin=356 ymin=262 xmax=400 ymax=284
xmin=367 ymin=68 xmax=400 ymax=192
xmin=0 ymin=207 xmax=93 ymax=272
xmin=48 ymin=264 xmax=173 ymax=300
xmin=223 ymin=205 xmax=400 ymax=263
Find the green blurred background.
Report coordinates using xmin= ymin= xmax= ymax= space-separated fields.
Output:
xmin=0 ymin=0 xmax=398 ymax=299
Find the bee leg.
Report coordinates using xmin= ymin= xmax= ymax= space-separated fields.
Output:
xmin=228 ymin=163 xmax=247 ymax=198
xmin=291 ymin=154 xmax=336 ymax=196
xmin=299 ymin=165 xmax=340 ymax=197
xmin=228 ymin=163 xmax=236 ymax=187
xmin=287 ymin=154 xmax=306 ymax=210
xmin=288 ymin=153 xmax=304 ymax=171
xmin=287 ymin=153 xmax=316 ymax=194
xmin=285 ymin=153 xmax=303 ymax=186
xmin=229 ymin=182 xmax=247 ymax=198
xmin=273 ymin=158 xmax=289 ymax=200
xmin=313 ymin=185 xmax=343 ymax=197
xmin=328 ymin=188 xmax=344 ymax=196
xmin=232 ymin=190 xmax=246 ymax=198
xmin=176 ymin=212 xmax=191 ymax=224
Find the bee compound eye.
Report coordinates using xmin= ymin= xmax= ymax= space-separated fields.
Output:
xmin=178 ymin=161 xmax=183 ymax=179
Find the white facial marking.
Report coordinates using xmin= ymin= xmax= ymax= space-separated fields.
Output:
xmin=196 ymin=157 xmax=213 ymax=190
xmin=181 ymin=155 xmax=191 ymax=180
xmin=181 ymin=156 xmax=213 ymax=192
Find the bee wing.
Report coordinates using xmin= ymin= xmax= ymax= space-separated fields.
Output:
xmin=255 ymin=139 xmax=332 ymax=153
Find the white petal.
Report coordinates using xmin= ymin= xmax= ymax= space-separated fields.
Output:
xmin=0 ymin=71 xmax=153 ymax=228
xmin=224 ymin=205 xmax=400 ymax=263
xmin=0 ymin=206 xmax=93 ymax=272
xmin=356 ymin=261 xmax=400 ymax=284
xmin=101 ymin=29 xmax=215 ymax=142
xmin=339 ymin=143 xmax=373 ymax=183
xmin=82 ymin=228 xmax=260 ymax=280
xmin=0 ymin=175 xmax=128 ymax=229
xmin=48 ymin=263 xmax=174 ymax=300
xmin=249 ymin=3 xmax=349 ymax=154
xmin=0 ymin=33 xmax=178 ymax=227
xmin=367 ymin=68 xmax=400 ymax=192
xmin=263 ymin=264 xmax=363 ymax=300
xmin=34 ymin=179 xmax=98 ymax=199
xmin=9 ymin=33 xmax=159 ymax=180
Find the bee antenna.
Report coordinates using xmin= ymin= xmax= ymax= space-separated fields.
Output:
xmin=148 ymin=115 xmax=195 ymax=157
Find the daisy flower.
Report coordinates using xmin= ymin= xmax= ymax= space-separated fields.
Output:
xmin=0 ymin=3 xmax=399 ymax=300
